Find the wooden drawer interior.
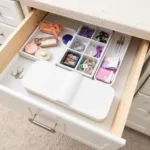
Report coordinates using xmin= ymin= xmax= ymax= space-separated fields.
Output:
xmin=0 ymin=9 xmax=149 ymax=138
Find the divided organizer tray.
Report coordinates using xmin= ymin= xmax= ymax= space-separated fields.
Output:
xmin=57 ymin=23 xmax=113 ymax=78
xmin=19 ymin=13 xmax=113 ymax=78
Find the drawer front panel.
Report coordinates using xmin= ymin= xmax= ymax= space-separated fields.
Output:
xmin=132 ymin=92 xmax=150 ymax=115
xmin=29 ymin=110 xmax=125 ymax=150
xmin=140 ymin=76 xmax=150 ymax=96
xmin=0 ymin=22 xmax=15 ymax=45
xmin=0 ymin=85 xmax=125 ymax=150
xmin=127 ymin=112 xmax=150 ymax=134
xmin=29 ymin=111 xmax=64 ymax=133
xmin=0 ymin=86 xmax=40 ymax=118
xmin=0 ymin=0 xmax=24 ymax=27
xmin=132 ymin=92 xmax=150 ymax=120
xmin=64 ymin=121 xmax=113 ymax=150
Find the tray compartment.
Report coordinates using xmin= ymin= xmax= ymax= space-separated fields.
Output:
xmin=69 ymin=35 xmax=90 ymax=53
xmin=77 ymin=24 xmax=96 ymax=39
xmin=92 ymin=27 xmax=113 ymax=44
xmin=84 ymin=40 xmax=105 ymax=59
xmin=76 ymin=55 xmax=98 ymax=76
xmin=95 ymin=32 xmax=132 ymax=85
xmin=60 ymin=49 xmax=81 ymax=69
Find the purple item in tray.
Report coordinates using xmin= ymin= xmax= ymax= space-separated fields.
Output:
xmin=79 ymin=26 xmax=95 ymax=38
xmin=94 ymin=45 xmax=103 ymax=58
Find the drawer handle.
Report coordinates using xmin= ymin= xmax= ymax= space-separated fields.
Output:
xmin=0 ymin=33 xmax=4 ymax=36
xmin=0 ymin=12 xmax=3 ymax=17
xmin=28 ymin=114 xmax=57 ymax=133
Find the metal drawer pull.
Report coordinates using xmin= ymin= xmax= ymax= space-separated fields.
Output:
xmin=28 ymin=114 xmax=57 ymax=133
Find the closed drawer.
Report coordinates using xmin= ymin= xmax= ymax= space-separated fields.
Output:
xmin=127 ymin=112 xmax=150 ymax=135
xmin=0 ymin=0 xmax=24 ymax=27
xmin=132 ymin=92 xmax=150 ymax=119
xmin=127 ymin=92 xmax=150 ymax=135
xmin=0 ymin=9 xmax=148 ymax=150
xmin=140 ymin=76 xmax=150 ymax=96
xmin=135 ymin=55 xmax=150 ymax=93
xmin=0 ymin=22 xmax=15 ymax=45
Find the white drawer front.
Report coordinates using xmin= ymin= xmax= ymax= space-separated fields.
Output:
xmin=131 ymin=92 xmax=150 ymax=120
xmin=0 ymin=85 xmax=40 ymax=118
xmin=0 ymin=22 xmax=15 ymax=44
xmin=28 ymin=110 xmax=125 ymax=150
xmin=27 ymin=109 xmax=119 ymax=149
xmin=0 ymin=85 xmax=125 ymax=150
xmin=140 ymin=76 xmax=150 ymax=96
xmin=0 ymin=0 xmax=24 ymax=27
xmin=29 ymin=111 xmax=65 ymax=133
xmin=127 ymin=92 xmax=150 ymax=135
xmin=133 ymin=93 xmax=150 ymax=111
xmin=127 ymin=112 xmax=150 ymax=135
xmin=64 ymin=120 xmax=120 ymax=150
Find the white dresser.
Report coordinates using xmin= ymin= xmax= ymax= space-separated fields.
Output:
xmin=0 ymin=0 xmax=24 ymax=46
xmin=0 ymin=0 xmax=149 ymax=150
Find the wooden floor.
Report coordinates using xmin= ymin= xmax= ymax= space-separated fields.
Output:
xmin=0 ymin=103 xmax=149 ymax=150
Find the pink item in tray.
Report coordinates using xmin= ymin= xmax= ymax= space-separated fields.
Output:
xmin=25 ymin=43 xmax=38 ymax=55
xmin=96 ymin=67 xmax=114 ymax=84
xmin=101 ymin=56 xmax=120 ymax=71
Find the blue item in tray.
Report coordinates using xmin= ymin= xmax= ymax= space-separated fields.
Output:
xmin=62 ymin=34 xmax=73 ymax=44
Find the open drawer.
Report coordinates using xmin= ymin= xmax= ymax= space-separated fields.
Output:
xmin=0 ymin=10 xmax=149 ymax=150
